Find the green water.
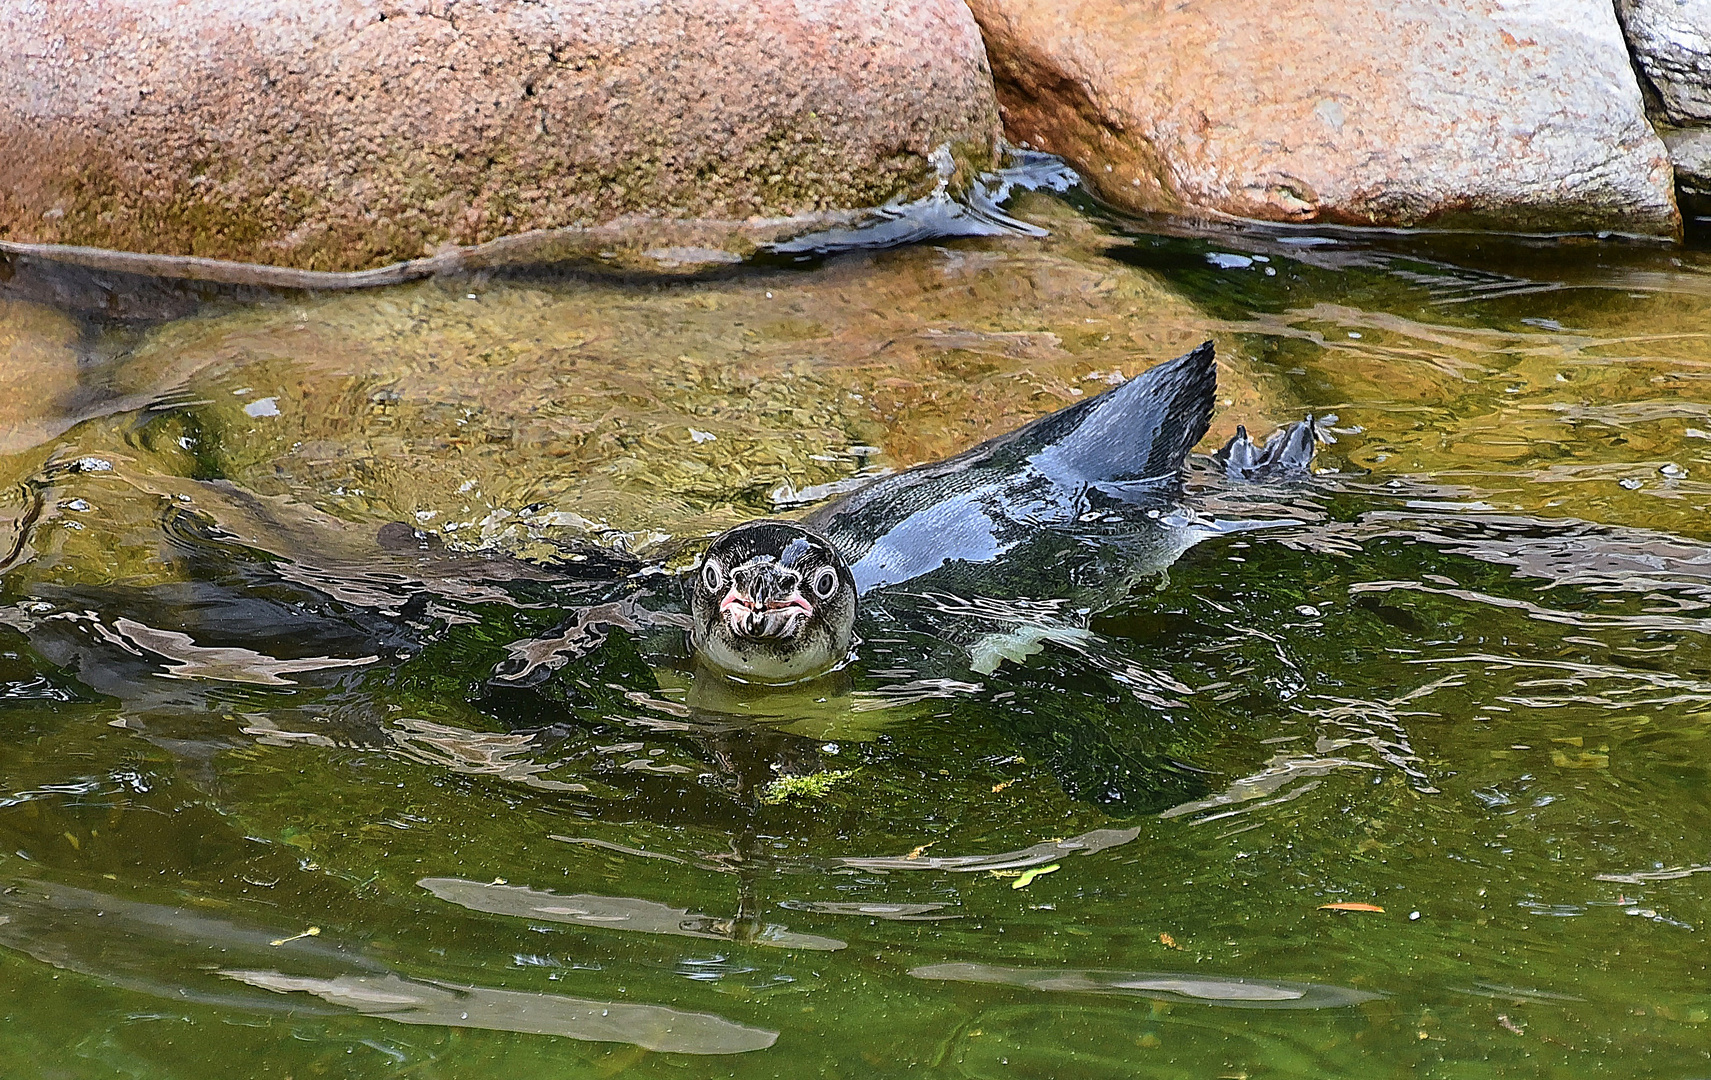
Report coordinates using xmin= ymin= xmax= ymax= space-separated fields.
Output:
xmin=0 ymin=187 xmax=1708 ymax=1078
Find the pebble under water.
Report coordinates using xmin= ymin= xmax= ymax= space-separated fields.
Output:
xmin=0 ymin=186 xmax=1707 ymax=1078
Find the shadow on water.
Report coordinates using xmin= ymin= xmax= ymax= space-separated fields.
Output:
xmin=0 ymin=171 xmax=1710 ymax=1076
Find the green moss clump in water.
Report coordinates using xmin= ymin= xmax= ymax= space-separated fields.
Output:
xmin=758 ymin=768 xmax=858 ymax=805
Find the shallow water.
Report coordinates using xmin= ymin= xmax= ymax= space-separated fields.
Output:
xmin=0 ymin=182 xmax=1709 ymax=1077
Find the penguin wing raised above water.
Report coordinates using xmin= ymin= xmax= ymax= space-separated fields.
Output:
xmin=802 ymin=342 xmax=1218 ymax=593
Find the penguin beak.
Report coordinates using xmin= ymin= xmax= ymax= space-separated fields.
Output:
xmin=719 ymin=565 xmax=814 ymax=640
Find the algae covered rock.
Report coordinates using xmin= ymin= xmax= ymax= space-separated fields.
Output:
xmin=0 ymin=299 xmax=83 ymax=457
xmin=0 ymin=0 xmax=1000 ymax=271
xmin=109 ymin=216 xmax=1236 ymax=555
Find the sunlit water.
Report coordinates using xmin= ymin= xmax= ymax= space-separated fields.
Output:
xmin=0 ymin=180 xmax=1708 ymax=1078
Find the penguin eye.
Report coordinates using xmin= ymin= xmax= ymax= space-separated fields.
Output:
xmin=701 ymin=560 xmax=725 ymax=593
xmin=811 ymin=566 xmax=839 ymax=600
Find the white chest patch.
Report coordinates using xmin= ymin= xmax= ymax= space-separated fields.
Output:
xmin=695 ymin=630 xmax=842 ymax=685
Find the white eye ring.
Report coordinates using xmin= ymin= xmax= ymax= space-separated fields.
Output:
xmin=701 ymin=560 xmax=725 ymax=593
xmin=812 ymin=566 xmax=839 ymax=600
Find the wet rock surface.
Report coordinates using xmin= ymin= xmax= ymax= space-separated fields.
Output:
xmin=0 ymin=0 xmax=999 ymax=272
xmin=968 ymin=0 xmax=1679 ymax=234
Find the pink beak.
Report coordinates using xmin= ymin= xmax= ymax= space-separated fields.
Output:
xmin=720 ymin=587 xmax=813 ymax=638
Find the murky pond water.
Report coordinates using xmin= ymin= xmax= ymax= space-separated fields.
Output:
xmin=0 ymin=180 xmax=1708 ymax=1078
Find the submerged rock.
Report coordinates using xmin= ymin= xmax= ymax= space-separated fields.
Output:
xmin=0 ymin=0 xmax=999 ymax=272
xmin=128 ymin=221 xmax=1242 ymax=553
xmin=967 ymin=0 xmax=1679 ymax=234
xmin=0 ymin=300 xmax=82 ymax=457
xmin=0 ymin=202 xmax=1298 ymax=573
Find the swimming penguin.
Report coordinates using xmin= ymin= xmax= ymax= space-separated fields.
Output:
xmin=686 ymin=341 xmax=1316 ymax=683
xmin=688 ymin=521 xmax=857 ymax=685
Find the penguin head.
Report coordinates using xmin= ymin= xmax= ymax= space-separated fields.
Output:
xmin=688 ymin=521 xmax=856 ymax=683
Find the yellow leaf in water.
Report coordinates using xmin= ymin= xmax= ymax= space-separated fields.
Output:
xmin=1012 ymin=864 xmax=1060 ymax=889
xmin=904 ymin=843 xmax=934 ymax=861
xmin=1158 ymin=932 xmax=1182 ymax=950
xmin=991 ymin=780 xmax=1014 ymax=793
xmin=1551 ymin=750 xmax=1609 ymax=770
xmin=1319 ymin=902 xmax=1385 ymax=913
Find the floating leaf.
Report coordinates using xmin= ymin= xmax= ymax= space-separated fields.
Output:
xmin=1012 ymin=864 xmax=1060 ymax=890
xmin=269 ymin=926 xmax=321 ymax=946
xmin=1318 ymin=903 xmax=1384 ymax=913
xmin=1158 ymin=932 xmax=1182 ymax=950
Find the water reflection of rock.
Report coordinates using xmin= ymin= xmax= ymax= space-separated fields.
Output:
xmin=419 ymin=877 xmax=847 ymax=952
xmin=109 ymin=615 xmax=378 ymax=686
xmin=0 ymin=878 xmax=777 ymax=1054
xmin=836 ymin=827 xmax=1139 ymax=874
xmin=779 ymin=900 xmax=958 ymax=921
xmin=911 ymin=962 xmax=1380 ymax=1010
xmin=223 ymin=970 xmax=777 ymax=1054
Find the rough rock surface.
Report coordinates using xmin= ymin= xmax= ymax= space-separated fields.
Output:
xmin=967 ymin=0 xmax=1679 ymax=234
xmin=1617 ymin=0 xmax=1711 ymax=125
xmin=0 ymin=0 xmax=999 ymax=271
xmin=1663 ymin=127 xmax=1711 ymax=197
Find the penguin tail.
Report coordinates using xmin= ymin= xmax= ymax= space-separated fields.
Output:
xmin=1029 ymin=340 xmax=1217 ymax=488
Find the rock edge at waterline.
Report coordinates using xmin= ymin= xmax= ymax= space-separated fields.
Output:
xmin=0 ymin=0 xmax=1000 ymax=272
xmin=968 ymin=0 xmax=1680 ymax=236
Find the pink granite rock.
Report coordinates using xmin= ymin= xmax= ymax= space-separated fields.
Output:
xmin=0 ymin=0 xmax=1000 ymax=271
xmin=967 ymin=0 xmax=1679 ymax=235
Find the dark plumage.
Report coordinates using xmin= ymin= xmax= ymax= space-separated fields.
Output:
xmin=802 ymin=340 xmax=1218 ymax=594
xmin=686 ymin=341 xmax=1315 ymax=681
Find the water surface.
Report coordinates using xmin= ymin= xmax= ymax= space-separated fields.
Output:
xmin=0 ymin=184 xmax=1708 ymax=1077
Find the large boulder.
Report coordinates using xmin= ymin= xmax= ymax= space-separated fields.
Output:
xmin=1616 ymin=0 xmax=1711 ymax=126
xmin=967 ymin=0 xmax=1679 ymax=235
xmin=0 ymin=0 xmax=999 ymax=272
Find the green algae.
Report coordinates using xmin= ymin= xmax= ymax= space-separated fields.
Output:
xmin=757 ymin=769 xmax=860 ymax=805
